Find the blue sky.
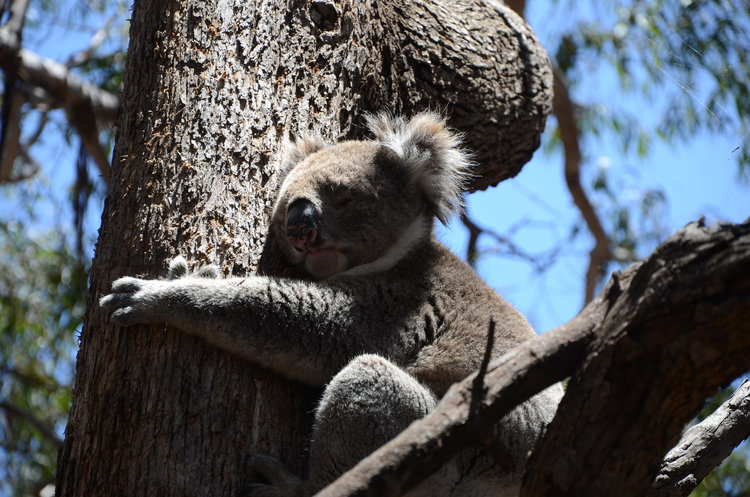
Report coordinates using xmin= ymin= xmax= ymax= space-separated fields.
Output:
xmin=438 ymin=122 xmax=748 ymax=333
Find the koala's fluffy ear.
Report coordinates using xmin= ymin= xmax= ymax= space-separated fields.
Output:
xmin=367 ymin=112 xmax=472 ymax=224
xmin=278 ymin=135 xmax=327 ymax=181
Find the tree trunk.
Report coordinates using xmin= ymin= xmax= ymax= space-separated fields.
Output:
xmin=56 ymin=0 xmax=551 ymax=495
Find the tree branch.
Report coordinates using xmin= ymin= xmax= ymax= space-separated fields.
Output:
xmin=1 ymin=0 xmax=30 ymax=36
xmin=387 ymin=0 xmax=554 ymax=191
xmin=524 ymin=219 xmax=750 ymax=496
xmin=0 ymin=87 xmax=24 ymax=181
xmin=0 ymin=25 xmax=119 ymax=182
xmin=0 ymin=0 xmax=29 ymax=182
xmin=0 ymin=28 xmax=119 ymax=122
xmin=503 ymin=0 xmax=526 ymax=16
xmin=552 ymin=69 xmax=612 ymax=305
xmin=0 ymin=401 xmax=62 ymax=448
xmin=0 ymin=366 xmax=58 ymax=391
xmin=460 ymin=211 xmax=560 ymax=272
xmin=460 ymin=211 xmax=482 ymax=266
xmin=317 ymin=219 xmax=750 ymax=497
xmin=648 ymin=379 xmax=750 ymax=497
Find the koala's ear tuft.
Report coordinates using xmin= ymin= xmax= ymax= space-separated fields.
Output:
xmin=367 ymin=112 xmax=473 ymax=225
xmin=278 ymin=135 xmax=327 ymax=181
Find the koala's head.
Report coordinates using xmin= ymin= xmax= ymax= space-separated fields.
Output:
xmin=270 ymin=112 xmax=472 ymax=280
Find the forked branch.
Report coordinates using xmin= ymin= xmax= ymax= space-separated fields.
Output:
xmin=318 ymin=219 xmax=750 ymax=497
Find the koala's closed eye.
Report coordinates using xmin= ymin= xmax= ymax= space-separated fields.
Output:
xmin=332 ymin=194 xmax=353 ymax=211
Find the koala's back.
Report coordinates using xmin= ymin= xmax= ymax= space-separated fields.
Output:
xmin=368 ymin=237 xmax=537 ymax=396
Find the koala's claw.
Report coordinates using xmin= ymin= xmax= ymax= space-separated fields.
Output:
xmin=245 ymin=452 xmax=307 ymax=497
xmin=108 ymin=306 xmax=136 ymax=326
xmin=100 ymin=256 xmax=220 ymax=328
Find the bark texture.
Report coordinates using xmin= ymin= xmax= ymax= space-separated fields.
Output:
xmin=648 ymin=379 xmax=750 ymax=497
xmin=523 ymin=219 xmax=750 ymax=496
xmin=57 ymin=0 xmax=551 ymax=495
xmin=317 ymin=219 xmax=750 ymax=497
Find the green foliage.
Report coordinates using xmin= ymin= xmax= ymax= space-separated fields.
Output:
xmin=0 ymin=222 xmax=86 ymax=497
xmin=550 ymin=0 xmax=750 ymax=173
xmin=541 ymin=0 xmax=750 ymax=279
xmin=691 ymin=451 xmax=750 ymax=497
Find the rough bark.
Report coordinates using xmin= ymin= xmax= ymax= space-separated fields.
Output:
xmin=523 ymin=219 xmax=750 ymax=496
xmin=318 ymin=219 xmax=750 ymax=497
xmin=56 ymin=0 xmax=551 ymax=495
xmin=648 ymin=379 xmax=750 ymax=497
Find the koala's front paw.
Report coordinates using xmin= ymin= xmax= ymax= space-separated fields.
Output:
xmin=99 ymin=277 xmax=168 ymax=327
xmin=244 ymin=452 xmax=307 ymax=497
xmin=168 ymin=255 xmax=220 ymax=280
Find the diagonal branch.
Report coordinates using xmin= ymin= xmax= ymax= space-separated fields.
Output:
xmin=317 ymin=219 xmax=750 ymax=497
xmin=0 ymin=401 xmax=62 ymax=448
xmin=0 ymin=28 xmax=119 ymax=122
xmin=648 ymin=379 xmax=750 ymax=497
xmin=523 ymin=219 xmax=750 ymax=496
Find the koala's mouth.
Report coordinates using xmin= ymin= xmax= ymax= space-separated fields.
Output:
xmin=283 ymin=241 xmax=345 ymax=280
xmin=303 ymin=246 xmax=347 ymax=278
xmin=283 ymin=228 xmax=347 ymax=279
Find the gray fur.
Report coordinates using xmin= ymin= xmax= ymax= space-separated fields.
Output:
xmin=100 ymin=113 xmax=562 ymax=496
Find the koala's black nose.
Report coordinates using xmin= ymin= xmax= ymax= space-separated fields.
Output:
xmin=286 ymin=199 xmax=321 ymax=249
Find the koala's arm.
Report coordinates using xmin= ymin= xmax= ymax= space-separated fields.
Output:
xmin=100 ymin=267 xmax=422 ymax=386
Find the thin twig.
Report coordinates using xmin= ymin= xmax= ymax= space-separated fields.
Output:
xmin=0 ymin=401 xmax=62 ymax=448
xmin=470 ymin=317 xmax=496 ymax=416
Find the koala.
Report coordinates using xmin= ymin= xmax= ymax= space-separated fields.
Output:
xmin=100 ymin=113 xmax=563 ymax=496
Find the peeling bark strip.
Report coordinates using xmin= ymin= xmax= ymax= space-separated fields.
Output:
xmin=319 ymin=220 xmax=750 ymax=497
xmin=648 ymin=379 xmax=750 ymax=497
xmin=57 ymin=1 xmax=552 ymax=495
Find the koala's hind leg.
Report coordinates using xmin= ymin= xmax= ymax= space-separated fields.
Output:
xmin=309 ymin=354 xmax=453 ymax=494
